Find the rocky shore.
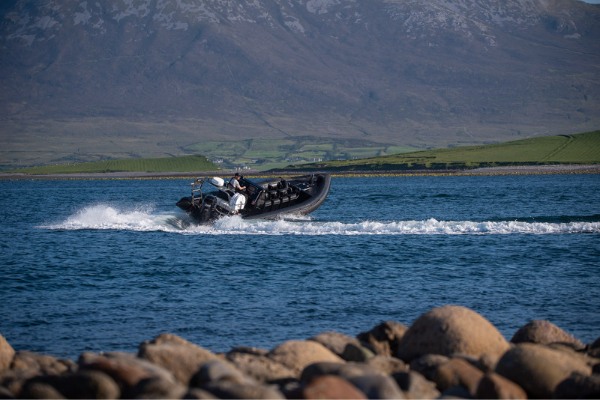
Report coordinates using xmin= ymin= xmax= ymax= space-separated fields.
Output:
xmin=1 ymin=305 xmax=599 ymax=399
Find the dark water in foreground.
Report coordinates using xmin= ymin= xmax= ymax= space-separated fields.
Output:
xmin=1 ymin=174 xmax=599 ymax=359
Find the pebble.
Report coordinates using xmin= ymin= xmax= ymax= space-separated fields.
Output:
xmin=0 ymin=305 xmax=598 ymax=399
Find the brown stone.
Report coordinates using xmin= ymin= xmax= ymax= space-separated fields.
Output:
xmin=341 ymin=343 xmax=374 ymax=362
xmin=0 ymin=336 xmax=14 ymax=373
xmin=300 ymin=361 xmax=374 ymax=385
xmin=130 ymin=376 xmax=187 ymax=399
xmin=409 ymin=354 xmax=450 ymax=381
xmin=396 ymin=305 xmax=510 ymax=362
xmin=268 ymin=340 xmax=344 ymax=376
xmin=476 ymin=372 xmax=528 ymax=399
xmin=226 ymin=350 xmax=295 ymax=383
xmin=11 ymin=351 xmax=73 ymax=376
xmin=201 ymin=380 xmax=285 ymax=399
xmin=511 ymin=320 xmax=584 ymax=349
xmin=138 ymin=333 xmax=218 ymax=384
xmin=432 ymin=357 xmax=484 ymax=395
xmin=495 ymin=343 xmax=592 ymax=398
xmin=190 ymin=359 xmax=251 ymax=387
xmin=310 ymin=331 xmax=361 ymax=358
xmin=553 ymin=372 xmax=600 ymax=399
xmin=357 ymin=321 xmax=408 ymax=356
xmin=18 ymin=380 xmax=65 ymax=399
xmin=346 ymin=373 xmax=405 ymax=399
xmin=21 ymin=371 xmax=120 ymax=399
xmin=302 ymin=375 xmax=366 ymax=399
xmin=392 ymin=370 xmax=440 ymax=399
xmin=364 ymin=355 xmax=409 ymax=376
xmin=79 ymin=351 xmax=175 ymax=395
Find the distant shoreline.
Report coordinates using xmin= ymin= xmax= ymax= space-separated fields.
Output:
xmin=0 ymin=164 xmax=598 ymax=180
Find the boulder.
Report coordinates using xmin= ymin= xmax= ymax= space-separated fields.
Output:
xmin=189 ymin=359 xmax=252 ymax=387
xmin=11 ymin=351 xmax=73 ymax=376
xmin=476 ymin=372 xmax=528 ymax=399
xmin=0 ymin=336 xmax=14 ymax=373
xmin=432 ymin=357 xmax=484 ymax=396
xmin=268 ymin=340 xmax=344 ymax=376
xmin=225 ymin=350 xmax=295 ymax=383
xmin=364 ymin=355 xmax=409 ymax=376
xmin=553 ymin=372 xmax=600 ymax=399
xmin=79 ymin=351 xmax=175 ymax=396
xmin=201 ymin=380 xmax=285 ymax=399
xmin=138 ymin=333 xmax=218 ymax=384
xmin=409 ymin=354 xmax=450 ymax=381
xmin=357 ymin=321 xmax=408 ymax=356
xmin=300 ymin=361 xmax=375 ymax=384
xmin=341 ymin=343 xmax=374 ymax=362
xmin=309 ymin=331 xmax=361 ymax=358
xmin=20 ymin=371 xmax=120 ymax=399
xmin=396 ymin=305 xmax=510 ymax=362
xmin=392 ymin=371 xmax=440 ymax=399
xmin=346 ymin=373 xmax=405 ymax=399
xmin=130 ymin=376 xmax=188 ymax=399
xmin=511 ymin=320 xmax=584 ymax=349
xmin=495 ymin=342 xmax=592 ymax=398
xmin=302 ymin=375 xmax=366 ymax=399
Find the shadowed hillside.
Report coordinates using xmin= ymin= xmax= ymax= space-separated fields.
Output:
xmin=1 ymin=0 xmax=599 ymax=168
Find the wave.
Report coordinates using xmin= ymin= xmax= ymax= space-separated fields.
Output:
xmin=40 ymin=204 xmax=600 ymax=235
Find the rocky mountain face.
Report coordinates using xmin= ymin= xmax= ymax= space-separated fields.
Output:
xmin=1 ymin=0 xmax=599 ymax=166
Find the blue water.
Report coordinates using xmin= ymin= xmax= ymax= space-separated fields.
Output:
xmin=1 ymin=174 xmax=599 ymax=359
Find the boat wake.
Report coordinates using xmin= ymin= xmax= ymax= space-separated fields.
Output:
xmin=41 ymin=204 xmax=600 ymax=235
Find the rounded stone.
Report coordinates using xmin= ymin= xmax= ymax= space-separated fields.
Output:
xmin=511 ymin=320 xmax=584 ymax=348
xmin=495 ymin=342 xmax=592 ymax=398
xmin=396 ymin=305 xmax=510 ymax=362
xmin=0 ymin=335 xmax=15 ymax=372
xmin=268 ymin=340 xmax=344 ymax=375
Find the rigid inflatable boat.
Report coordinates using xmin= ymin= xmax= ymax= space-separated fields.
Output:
xmin=176 ymin=174 xmax=331 ymax=224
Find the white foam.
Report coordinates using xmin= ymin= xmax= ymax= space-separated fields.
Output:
xmin=41 ymin=204 xmax=600 ymax=235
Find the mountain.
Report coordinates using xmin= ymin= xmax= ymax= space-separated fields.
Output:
xmin=1 ymin=0 xmax=599 ymax=168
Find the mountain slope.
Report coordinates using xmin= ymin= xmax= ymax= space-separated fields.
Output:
xmin=1 ymin=0 xmax=599 ymax=168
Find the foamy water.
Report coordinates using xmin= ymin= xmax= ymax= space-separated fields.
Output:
xmin=42 ymin=204 xmax=600 ymax=235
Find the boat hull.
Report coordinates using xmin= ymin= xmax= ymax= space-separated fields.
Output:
xmin=177 ymin=174 xmax=331 ymax=224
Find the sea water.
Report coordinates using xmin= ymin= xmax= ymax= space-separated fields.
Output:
xmin=1 ymin=174 xmax=599 ymax=359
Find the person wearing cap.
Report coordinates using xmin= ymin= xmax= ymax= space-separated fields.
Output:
xmin=228 ymin=172 xmax=246 ymax=192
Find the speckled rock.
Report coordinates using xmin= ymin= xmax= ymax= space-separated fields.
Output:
xmin=346 ymin=373 xmax=405 ymax=399
xmin=226 ymin=349 xmax=295 ymax=383
xmin=302 ymin=374 xmax=366 ymax=399
xmin=79 ymin=351 xmax=176 ymax=396
xmin=300 ymin=361 xmax=375 ymax=384
xmin=268 ymin=340 xmax=344 ymax=376
xmin=476 ymin=372 xmax=528 ymax=399
xmin=364 ymin=355 xmax=409 ymax=376
xmin=409 ymin=354 xmax=450 ymax=381
xmin=20 ymin=370 xmax=120 ymax=399
xmin=309 ymin=331 xmax=361 ymax=358
xmin=553 ymin=372 xmax=600 ymax=399
xmin=432 ymin=357 xmax=484 ymax=395
xmin=201 ymin=380 xmax=285 ymax=399
xmin=396 ymin=305 xmax=510 ymax=362
xmin=138 ymin=333 xmax=218 ymax=384
xmin=495 ymin=342 xmax=592 ymax=398
xmin=341 ymin=343 xmax=375 ymax=362
xmin=190 ymin=359 xmax=252 ymax=387
xmin=11 ymin=351 xmax=73 ymax=376
xmin=357 ymin=321 xmax=408 ymax=357
xmin=511 ymin=320 xmax=584 ymax=349
xmin=0 ymin=336 xmax=14 ymax=373
xmin=392 ymin=370 xmax=440 ymax=399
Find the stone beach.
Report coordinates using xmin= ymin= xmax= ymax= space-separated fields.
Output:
xmin=1 ymin=305 xmax=599 ymax=399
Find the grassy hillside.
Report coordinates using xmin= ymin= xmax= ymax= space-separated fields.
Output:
xmin=283 ymin=131 xmax=600 ymax=171
xmin=11 ymin=155 xmax=217 ymax=175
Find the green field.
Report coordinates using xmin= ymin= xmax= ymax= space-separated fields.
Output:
xmin=7 ymin=130 xmax=599 ymax=175
xmin=285 ymin=131 xmax=600 ymax=171
xmin=11 ymin=155 xmax=216 ymax=175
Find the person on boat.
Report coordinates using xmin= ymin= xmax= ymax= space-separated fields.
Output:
xmin=228 ymin=173 xmax=246 ymax=193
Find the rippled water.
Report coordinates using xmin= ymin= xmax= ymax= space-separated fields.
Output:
xmin=1 ymin=174 xmax=599 ymax=359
